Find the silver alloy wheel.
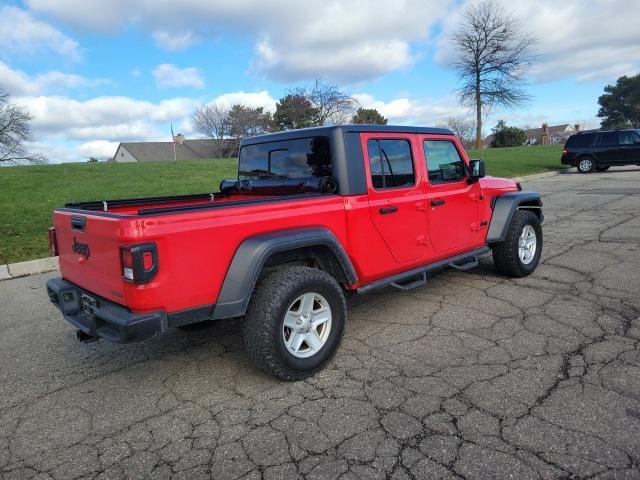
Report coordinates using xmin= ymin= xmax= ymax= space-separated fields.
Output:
xmin=518 ymin=224 xmax=537 ymax=265
xmin=282 ymin=292 xmax=332 ymax=359
xmin=579 ymin=158 xmax=593 ymax=172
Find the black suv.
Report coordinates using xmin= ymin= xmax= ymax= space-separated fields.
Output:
xmin=561 ymin=129 xmax=640 ymax=173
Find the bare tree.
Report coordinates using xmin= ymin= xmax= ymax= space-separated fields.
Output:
xmin=192 ymin=103 xmax=230 ymax=158
xmin=436 ymin=116 xmax=475 ymax=148
xmin=0 ymin=88 xmax=46 ymax=165
xmin=292 ymin=79 xmax=358 ymax=126
xmin=450 ymin=0 xmax=535 ymax=148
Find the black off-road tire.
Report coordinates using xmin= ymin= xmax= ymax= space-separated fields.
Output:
xmin=576 ymin=156 xmax=595 ymax=173
xmin=596 ymin=165 xmax=610 ymax=172
xmin=492 ymin=210 xmax=543 ymax=278
xmin=243 ymin=266 xmax=346 ymax=381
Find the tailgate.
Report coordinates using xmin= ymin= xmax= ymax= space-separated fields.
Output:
xmin=53 ymin=210 xmax=127 ymax=305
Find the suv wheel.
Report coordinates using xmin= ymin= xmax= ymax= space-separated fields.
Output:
xmin=577 ymin=157 xmax=595 ymax=173
xmin=492 ymin=210 xmax=543 ymax=278
xmin=596 ymin=166 xmax=610 ymax=172
xmin=243 ymin=266 xmax=346 ymax=380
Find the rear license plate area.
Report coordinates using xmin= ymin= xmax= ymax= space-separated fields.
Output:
xmin=81 ymin=293 xmax=98 ymax=316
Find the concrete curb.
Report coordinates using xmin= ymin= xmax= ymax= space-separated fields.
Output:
xmin=511 ymin=168 xmax=571 ymax=182
xmin=1 ymin=257 xmax=58 ymax=281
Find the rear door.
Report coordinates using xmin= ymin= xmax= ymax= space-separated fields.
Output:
xmin=593 ymin=132 xmax=622 ymax=165
xmin=619 ymin=131 xmax=640 ymax=164
xmin=421 ymin=137 xmax=481 ymax=254
xmin=362 ymin=133 xmax=428 ymax=263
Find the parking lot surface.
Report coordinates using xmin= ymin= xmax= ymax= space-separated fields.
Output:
xmin=1 ymin=168 xmax=639 ymax=480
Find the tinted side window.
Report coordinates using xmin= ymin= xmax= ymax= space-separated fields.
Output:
xmin=424 ymin=140 xmax=466 ymax=183
xmin=619 ymin=131 xmax=640 ymax=145
xmin=565 ymin=134 xmax=593 ymax=148
xmin=367 ymin=139 xmax=415 ymax=189
xmin=596 ymin=132 xmax=618 ymax=147
xmin=239 ymin=137 xmax=332 ymax=180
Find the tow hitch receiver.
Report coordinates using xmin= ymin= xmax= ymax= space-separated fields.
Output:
xmin=76 ymin=330 xmax=99 ymax=343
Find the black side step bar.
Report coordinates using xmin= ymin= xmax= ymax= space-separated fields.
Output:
xmin=449 ymin=255 xmax=480 ymax=271
xmin=390 ymin=272 xmax=427 ymax=291
xmin=358 ymin=247 xmax=490 ymax=294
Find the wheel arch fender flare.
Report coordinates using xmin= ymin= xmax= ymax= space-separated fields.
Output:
xmin=212 ymin=227 xmax=356 ymax=320
xmin=486 ymin=191 xmax=543 ymax=243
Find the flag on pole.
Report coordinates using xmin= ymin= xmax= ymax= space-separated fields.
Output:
xmin=171 ymin=123 xmax=177 ymax=161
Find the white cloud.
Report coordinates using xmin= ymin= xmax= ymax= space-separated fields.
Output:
xmin=210 ymin=90 xmax=277 ymax=112
xmin=0 ymin=61 xmax=108 ymax=96
xmin=76 ymin=140 xmax=120 ymax=159
xmin=354 ymin=93 xmax=466 ymax=125
xmin=25 ymin=0 xmax=451 ymax=83
xmin=152 ymin=30 xmax=197 ymax=51
xmin=15 ymin=94 xmax=199 ymax=162
xmin=436 ymin=0 xmax=640 ymax=83
xmin=0 ymin=6 xmax=80 ymax=62
xmin=152 ymin=64 xmax=204 ymax=89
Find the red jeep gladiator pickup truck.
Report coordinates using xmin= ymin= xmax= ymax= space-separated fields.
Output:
xmin=47 ymin=125 xmax=543 ymax=380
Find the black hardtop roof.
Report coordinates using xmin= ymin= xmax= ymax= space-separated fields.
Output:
xmin=240 ymin=124 xmax=454 ymax=146
xmin=574 ymin=128 xmax=639 ymax=135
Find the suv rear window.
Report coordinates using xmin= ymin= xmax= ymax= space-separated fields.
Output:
xmin=595 ymin=132 xmax=618 ymax=147
xmin=565 ymin=133 xmax=594 ymax=148
xmin=239 ymin=137 xmax=332 ymax=180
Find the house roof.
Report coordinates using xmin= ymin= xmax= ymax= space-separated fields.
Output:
xmin=115 ymin=139 xmax=229 ymax=162
xmin=523 ymin=124 xmax=571 ymax=138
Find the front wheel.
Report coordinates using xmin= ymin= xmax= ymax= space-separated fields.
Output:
xmin=243 ymin=266 xmax=346 ymax=380
xmin=577 ymin=157 xmax=595 ymax=173
xmin=492 ymin=210 xmax=543 ymax=277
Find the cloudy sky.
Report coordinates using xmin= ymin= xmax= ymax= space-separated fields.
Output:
xmin=2 ymin=0 xmax=639 ymax=162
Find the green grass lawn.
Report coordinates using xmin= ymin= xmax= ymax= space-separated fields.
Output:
xmin=0 ymin=159 xmax=237 ymax=264
xmin=0 ymin=145 xmax=564 ymax=264
xmin=466 ymin=144 xmax=564 ymax=178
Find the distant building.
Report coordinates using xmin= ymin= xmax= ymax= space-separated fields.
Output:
xmin=112 ymin=134 xmax=233 ymax=162
xmin=484 ymin=123 xmax=580 ymax=147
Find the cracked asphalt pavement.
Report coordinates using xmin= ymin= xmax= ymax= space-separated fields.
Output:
xmin=1 ymin=168 xmax=640 ymax=480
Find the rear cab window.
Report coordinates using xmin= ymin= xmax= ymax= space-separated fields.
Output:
xmin=423 ymin=140 xmax=467 ymax=183
xmin=239 ymin=137 xmax=332 ymax=180
xmin=367 ymin=139 xmax=415 ymax=189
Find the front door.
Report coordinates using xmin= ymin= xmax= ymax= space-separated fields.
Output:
xmin=619 ymin=131 xmax=640 ymax=164
xmin=421 ymin=138 xmax=480 ymax=254
xmin=363 ymin=135 xmax=428 ymax=263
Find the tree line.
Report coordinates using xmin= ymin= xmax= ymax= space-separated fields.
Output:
xmin=191 ymin=79 xmax=388 ymax=157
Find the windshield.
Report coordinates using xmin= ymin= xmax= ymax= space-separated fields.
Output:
xmin=239 ymin=137 xmax=332 ymax=180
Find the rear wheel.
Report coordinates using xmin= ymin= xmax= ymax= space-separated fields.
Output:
xmin=596 ymin=166 xmax=610 ymax=172
xmin=577 ymin=156 xmax=595 ymax=173
xmin=243 ymin=266 xmax=346 ymax=380
xmin=492 ymin=210 xmax=542 ymax=278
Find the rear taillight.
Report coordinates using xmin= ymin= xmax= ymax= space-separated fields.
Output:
xmin=120 ymin=243 xmax=158 ymax=284
xmin=562 ymin=149 xmax=567 ymax=156
xmin=48 ymin=226 xmax=58 ymax=256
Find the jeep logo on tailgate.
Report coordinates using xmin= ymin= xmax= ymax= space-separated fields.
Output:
xmin=72 ymin=237 xmax=90 ymax=259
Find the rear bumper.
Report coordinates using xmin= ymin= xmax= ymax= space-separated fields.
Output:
xmin=561 ymin=155 xmax=576 ymax=166
xmin=46 ymin=277 xmax=167 ymax=343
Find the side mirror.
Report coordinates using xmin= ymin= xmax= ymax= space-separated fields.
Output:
xmin=468 ymin=159 xmax=485 ymax=182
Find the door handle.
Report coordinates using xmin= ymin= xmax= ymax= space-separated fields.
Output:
xmin=430 ymin=199 xmax=446 ymax=207
xmin=379 ymin=206 xmax=399 ymax=215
